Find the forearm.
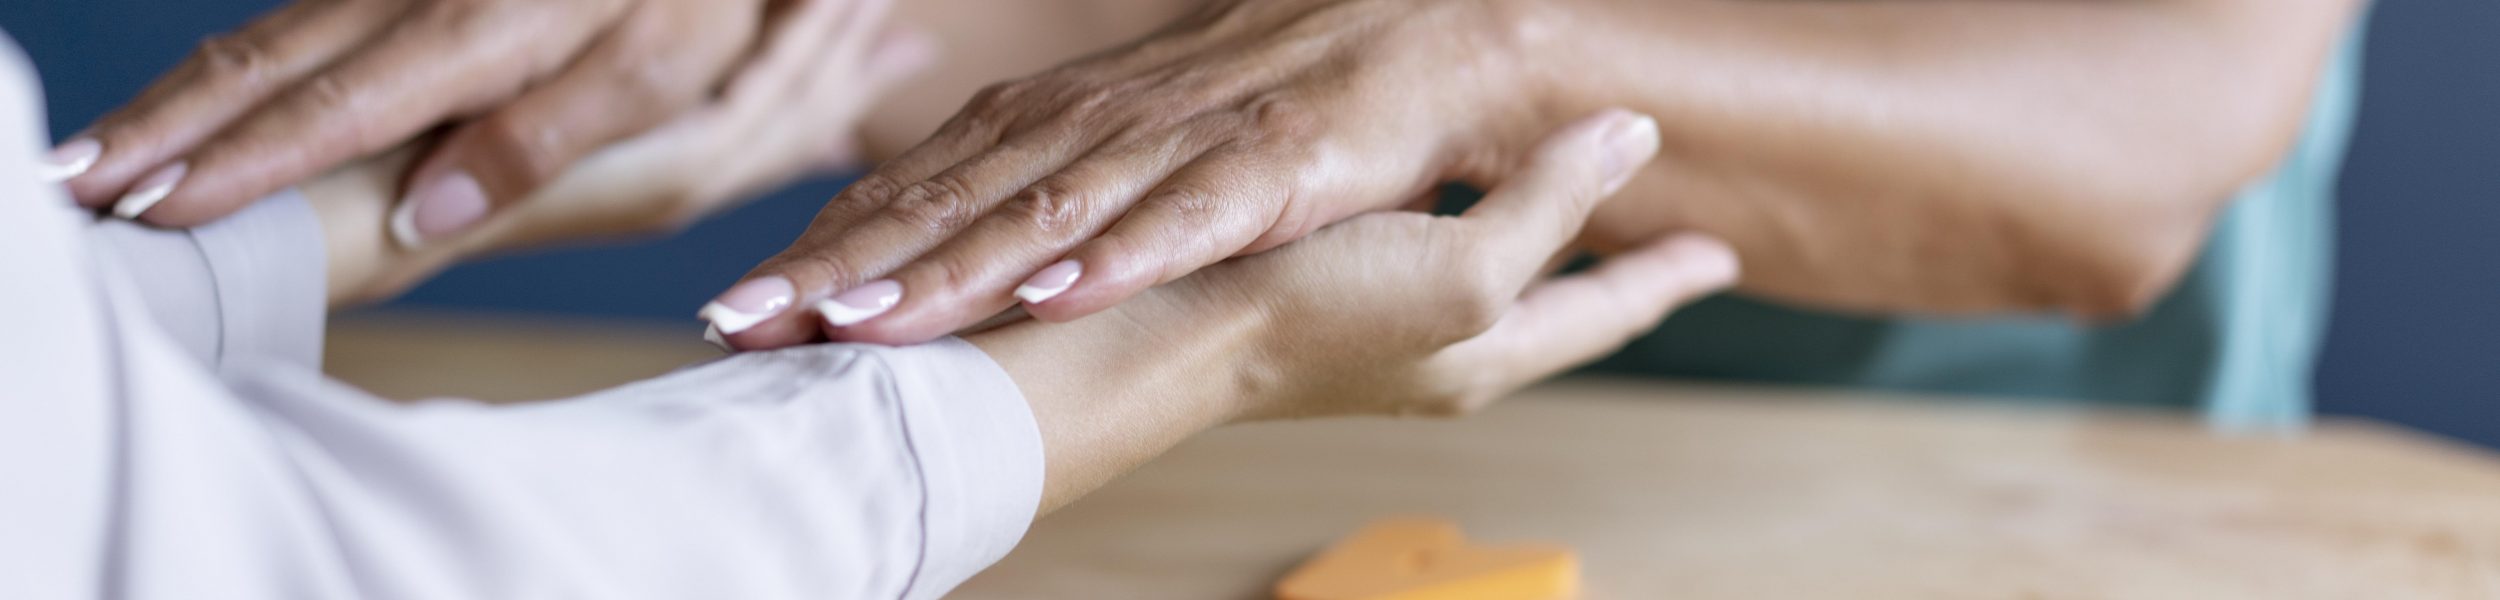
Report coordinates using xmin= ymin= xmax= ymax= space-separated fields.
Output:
xmin=966 ymin=283 xmax=1261 ymax=513
xmin=1507 ymin=0 xmax=2362 ymax=316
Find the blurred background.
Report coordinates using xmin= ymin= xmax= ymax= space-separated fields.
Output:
xmin=5 ymin=1 xmax=2494 ymax=447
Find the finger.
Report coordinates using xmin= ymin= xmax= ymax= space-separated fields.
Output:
xmin=719 ymin=124 xmax=1088 ymax=350
xmin=712 ymin=70 xmax=1039 ymax=351
xmin=825 ymin=127 xmax=1224 ymax=344
xmin=1438 ymin=234 xmax=1740 ymax=400
xmin=64 ymin=0 xmax=401 ymax=204
xmin=387 ymin=4 xmax=759 ymax=248
xmin=124 ymin=1 xmax=613 ymax=226
xmin=1459 ymin=108 xmax=1661 ymax=283
xmin=1019 ymin=142 xmax=1297 ymax=324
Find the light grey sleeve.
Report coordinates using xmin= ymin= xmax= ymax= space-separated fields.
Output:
xmin=2 ymin=29 xmax=1044 ymax=599
xmin=88 ymin=189 xmax=327 ymax=372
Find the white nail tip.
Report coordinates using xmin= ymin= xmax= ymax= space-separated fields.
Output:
xmin=111 ymin=180 xmax=175 ymax=220
xmin=388 ymin=200 xmax=425 ymax=250
xmin=816 ymin=296 xmax=898 ymax=327
xmin=38 ymin=153 xmax=96 ymax=184
xmin=702 ymin=323 xmax=731 ymax=353
xmin=1015 ymin=280 xmax=1072 ymax=305
xmin=698 ymin=302 xmax=775 ymax=334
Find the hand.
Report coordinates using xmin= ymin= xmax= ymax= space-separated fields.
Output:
xmin=1194 ymin=111 xmax=1736 ymax=420
xmin=50 ymin=0 xmax=865 ymax=242
xmin=988 ymin=109 xmax=1736 ymax=424
xmin=708 ymin=0 xmax=1543 ymax=349
xmin=967 ymin=109 xmax=1734 ymax=508
xmin=300 ymin=7 xmax=934 ymax=307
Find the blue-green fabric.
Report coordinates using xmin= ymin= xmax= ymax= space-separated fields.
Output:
xmin=1591 ymin=26 xmax=2366 ymax=430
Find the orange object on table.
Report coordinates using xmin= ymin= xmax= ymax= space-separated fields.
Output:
xmin=1274 ymin=517 xmax=1578 ymax=600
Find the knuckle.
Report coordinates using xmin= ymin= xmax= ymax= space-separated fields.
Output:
xmin=472 ymin=114 xmax=565 ymax=177
xmin=1240 ymin=92 xmax=1321 ymax=141
xmin=291 ymin=74 xmax=379 ymax=148
xmin=1437 ymin=264 xmax=1510 ymax=339
xmin=298 ymin=72 xmax=359 ymax=113
xmin=778 ymin=251 xmax=862 ymax=291
xmin=1055 ymin=83 xmax=1124 ymax=117
xmin=193 ymin=33 xmax=279 ymax=86
xmin=1150 ymin=183 xmax=1225 ymax=225
xmin=1001 ymin=180 xmax=1091 ymax=236
xmin=845 ymin=173 xmax=909 ymax=202
xmin=911 ymin=257 xmax=979 ymax=298
xmin=884 ymin=178 xmax=985 ymax=234
xmin=965 ymin=81 xmax=1029 ymax=116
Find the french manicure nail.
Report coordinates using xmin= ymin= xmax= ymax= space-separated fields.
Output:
xmin=40 ymin=138 xmax=101 ymax=183
xmin=702 ymin=323 xmax=732 ymax=353
xmin=113 ymin=162 xmax=186 ymax=219
xmin=1015 ymin=260 xmax=1083 ymax=305
xmin=390 ymin=171 xmax=489 ymax=249
xmin=818 ymin=280 xmax=902 ymax=327
xmin=699 ymin=276 xmax=796 ymax=334
xmin=1598 ymin=114 xmax=1659 ymax=195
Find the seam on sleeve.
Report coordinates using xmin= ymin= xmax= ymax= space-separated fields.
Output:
xmin=178 ymin=230 xmax=228 ymax=369
xmin=866 ymin=351 xmax=938 ymax=600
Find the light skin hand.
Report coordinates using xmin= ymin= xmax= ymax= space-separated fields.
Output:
xmin=971 ymin=110 xmax=1740 ymax=512
xmin=708 ymin=0 xmax=1544 ymax=350
xmin=303 ymin=9 xmax=935 ymax=308
xmin=48 ymin=0 xmax=865 ymax=245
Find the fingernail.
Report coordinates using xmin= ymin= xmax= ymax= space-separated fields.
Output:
xmin=818 ymin=280 xmax=902 ymax=327
xmin=1598 ymin=114 xmax=1659 ymax=195
xmin=1014 ymin=260 xmax=1083 ymax=305
xmin=112 ymin=162 xmax=186 ymax=219
xmin=40 ymin=138 xmax=101 ymax=183
xmin=699 ymin=276 xmax=796 ymax=334
xmin=390 ymin=171 xmax=489 ymax=249
xmin=702 ymin=323 xmax=732 ymax=353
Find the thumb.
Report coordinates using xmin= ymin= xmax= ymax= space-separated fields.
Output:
xmin=1437 ymin=232 xmax=1740 ymax=399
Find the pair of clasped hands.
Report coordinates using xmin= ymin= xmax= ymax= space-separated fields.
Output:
xmin=49 ymin=0 xmax=1737 ymax=418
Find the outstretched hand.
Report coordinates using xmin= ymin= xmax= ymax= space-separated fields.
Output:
xmin=51 ymin=0 xmax=886 ymax=246
xmin=302 ymin=4 xmax=933 ymax=307
xmin=705 ymin=0 xmax=1542 ymax=349
xmin=1203 ymin=109 xmax=1737 ymax=420
xmin=977 ymin=109 xmax=1739 ymax=428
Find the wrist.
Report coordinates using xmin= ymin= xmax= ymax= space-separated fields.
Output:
xmin=300 ymin=161 xmax=398 ymax=308
xmin=969 ymin=278 xmax=1268 ymax=427
xmin=966 ymin=280 xmax=1268 ymax=511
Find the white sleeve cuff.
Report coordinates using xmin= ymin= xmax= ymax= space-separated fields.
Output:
xmin=879 ymin=337 xmax=1044 ymax=600
xmin=89 ymin=189 xmax=327 ymax=373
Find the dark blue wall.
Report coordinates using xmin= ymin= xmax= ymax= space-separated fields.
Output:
xmin=2315 ymin=1 xmax=2500 ymax=448
xmin=5 ymin=1 xmax=2493 ymax=447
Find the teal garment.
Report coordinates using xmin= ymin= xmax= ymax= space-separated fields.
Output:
xmin=1590 ymin=27 xmax=2366 ymax=430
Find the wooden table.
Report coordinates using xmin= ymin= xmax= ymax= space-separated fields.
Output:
xmin=328 ymin=313 xmax=2500 ymax=599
